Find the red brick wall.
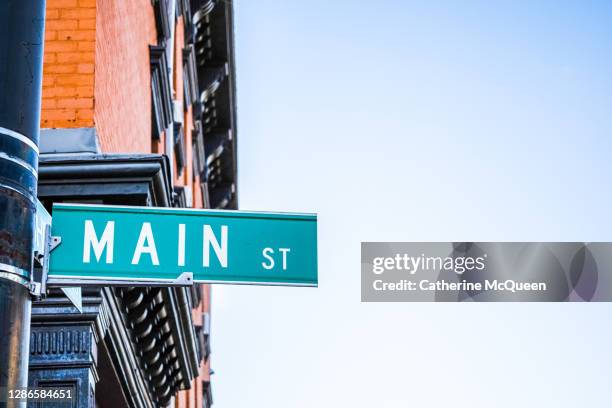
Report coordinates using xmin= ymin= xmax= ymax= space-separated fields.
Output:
xmin=42 ymin=0 xmax=96 ymax=128
xmin=94 ymin=0 xmax=157 ymax=153
xmin=42 ymin=0 xmax=156 ymax=155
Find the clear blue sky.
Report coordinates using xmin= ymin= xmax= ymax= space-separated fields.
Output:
xmin=213 ymin=1 xmax=612 ymax=406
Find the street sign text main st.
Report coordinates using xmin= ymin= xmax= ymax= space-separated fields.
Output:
xmin=48 ymin=204 xmax=317 ymax=286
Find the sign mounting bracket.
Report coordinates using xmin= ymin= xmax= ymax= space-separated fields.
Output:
xmin=30 ymin=225 xmax=62 ymax=297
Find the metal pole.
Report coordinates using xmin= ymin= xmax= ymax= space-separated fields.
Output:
xmin=0 ymin=0 xmax=46 ymax=400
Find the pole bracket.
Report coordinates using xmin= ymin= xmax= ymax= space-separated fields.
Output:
xmin=29 ymin=281 xmax=42 ymax=297
xmin=30 ymin=222 xmax=62 ymax=298
xmin=0 ymin=270 xmax=30 ymax=287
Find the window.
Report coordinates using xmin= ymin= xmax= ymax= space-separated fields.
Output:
xmin=177 ymin=0 xmax=193 ymax=43
xmin=182 ymin=45 xmax=198 ymax=109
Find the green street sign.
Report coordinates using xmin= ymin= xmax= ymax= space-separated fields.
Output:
xmin=47 ymin=203 xmax=318 ymax=287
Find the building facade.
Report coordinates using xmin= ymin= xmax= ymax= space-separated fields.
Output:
xmin=30 ymin=0 xmax=237 ymax=406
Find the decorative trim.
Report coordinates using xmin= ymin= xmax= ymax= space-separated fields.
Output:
xmin=153 ymin=0 xmax=171 ymax=42
xmin=174 ymin=123 xmax=186 ymax=175
xmin=38 ymin=153 xmax=173 ymax=207
xmin=180 ymin=0 xmax=194 ymax=43
xmin=191 ymin=0 xmax=238 ymax=209
xmin=203 ymin=380 xmax=213 ymax=408
xmin=202 ymin=312 xmax=211 ymax=361
xmin=208 ymin=182 xmax=234 ymax=209
xmin=204 ymin=129 xmax=230 ymax=167
xmin=192 ymin=120 xmax=206 ymax=179
xmin=150 ymin=45 xmax=173 ymax=140
xmin=193 ymin=3 xmax=214 ymax=63
xmin=183 ymin=45 xmax=199 ymax=108
xmin=199 ymin=63 xmax=227 ymax=103
xmin=29 ymin=327 xmax=92 ymax=362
